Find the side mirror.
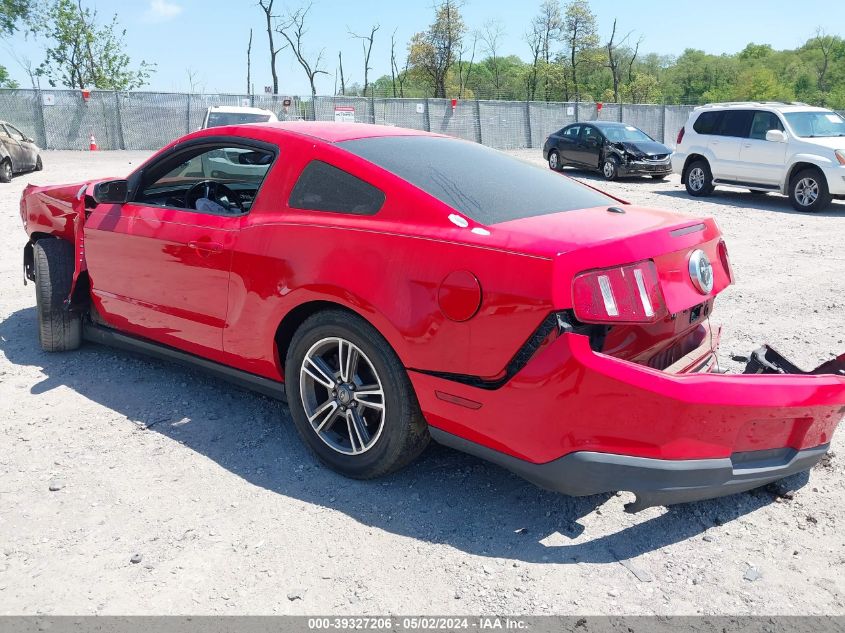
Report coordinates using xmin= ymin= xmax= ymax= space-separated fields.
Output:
xmin=92 ymin=179 xmax=128 ymax=204
xmin=765 ymin=129 xmax=787 ymax=143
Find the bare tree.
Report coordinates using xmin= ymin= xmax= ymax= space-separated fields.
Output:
xmin=626 ymin=35 xmax=642 ymax=84
xmin=338 ymin=50 xmax=346 ymax=95
xmin=456 ymin=30 xmax=477 ymax=98
xmin=257 ymin=0 xmax=281 ymax=94
xmin=480 ymin=19 xmax=505 ymax=95
xmin=531 ymin=0 xmax=562 ymax=100
xmin=811 ymin=27 xmax=836 ymax=93
xmin=246 ymin=28 xmax=253 ymax=94
xmin=276 ymin=4 xmax=328 ymax=98
xmin=524 ymin=22 xmax=543 ymax=101
xmin=604 ymin=18 xmax=633 ymax=103
xmin=349 ymin=23 xmax=379 ymax=95
xmin=390 ymin=29 xmax=398 ymax=97
xmin=185 ymin=66 xmax=205 ymax=93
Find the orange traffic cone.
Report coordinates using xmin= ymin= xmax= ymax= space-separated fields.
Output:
xmin=89 ymin=134 xmax=98 ymax=151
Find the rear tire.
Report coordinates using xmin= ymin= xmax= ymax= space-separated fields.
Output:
xmin=0 ymin=159 xmax=11 ymax=183
xmin=788 ymin=168 xmax=832 ymax=212
xmin=684 ymin=160 xmax=714 ymax=197
xmin=285 ymin=310 xmax=430 ymax=479
xmin=548 ymin=150 xmax=562 ymax=172
xmin=35 ymin=155 xmax=43 ymax=171
xmin=33 ymin=239 xmax=82 ymax=352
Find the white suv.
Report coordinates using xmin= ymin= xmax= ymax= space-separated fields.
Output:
xmin=672 ymin=103 xmax=845 ymax=212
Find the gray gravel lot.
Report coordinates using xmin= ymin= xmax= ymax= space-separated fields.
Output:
xmin=1 ymin=150 xmax=843 ymax=615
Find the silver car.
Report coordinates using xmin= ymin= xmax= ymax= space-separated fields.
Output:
xmin=1 ymin=121 xmax=42 ymax=183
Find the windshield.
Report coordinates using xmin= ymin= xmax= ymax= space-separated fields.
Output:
xmin=602 ymin=126 xmax=653 ymax=143
xmin=205 ymin=112 xmax=272 ymax=128
xmin=339 ymin=136 xmax=616 ymax=225
xmin=783 ymin=111 xmax=845 ymax=138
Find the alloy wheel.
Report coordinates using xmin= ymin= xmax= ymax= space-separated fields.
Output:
xmin=794 ymin=177 xmax=819 ymax=207
xmin=549 ymin=152 xmax=559 ymax=169
xmin=688 ymin=167 xmax=705 ymax=191
xmin=299 ymin=336 xmax=386 ymax=456
xmin=603 ymin=161 xmax=615 ymax=178
xmin=2 ymin=162 xmax=11 ymax=181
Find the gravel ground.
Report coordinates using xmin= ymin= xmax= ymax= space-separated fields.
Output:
xmin=1 ymin=150 xmax=843 ymax=616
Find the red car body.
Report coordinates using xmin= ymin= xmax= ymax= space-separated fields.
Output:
xmin=19 ymin=122 xmax=845 ymax=511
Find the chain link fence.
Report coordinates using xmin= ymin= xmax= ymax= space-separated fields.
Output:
xmin=3 ymin=89 xmax=842 ymax=153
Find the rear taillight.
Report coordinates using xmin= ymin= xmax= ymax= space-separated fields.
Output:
xmin=718 ymin=239 xmax=733 ymax=283
xmin=572 ymin=260 xmax=667 ymax=324
xmin=676 ymin=127 xmax=685 ymax=145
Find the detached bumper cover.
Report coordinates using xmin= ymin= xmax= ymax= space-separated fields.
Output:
xmin=431 ymin=427 xmax=829 ymax=512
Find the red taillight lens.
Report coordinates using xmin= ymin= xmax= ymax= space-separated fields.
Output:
xmin=718 ymin=238 xmax=733 ymax=284
xmin=572 ymin=260 xmax=667 ymax=324
xmin=676 ymin=127 xmax=685 ymax=145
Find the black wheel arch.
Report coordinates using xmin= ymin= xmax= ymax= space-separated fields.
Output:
xmin=682 ymin=154 xmax=708 ymax=182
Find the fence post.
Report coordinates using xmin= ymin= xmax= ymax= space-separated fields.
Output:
xmin=370 ymin=88 xmax=376 ymax=124
xmin=423 ymin=98 xmax=431 ymax=132
xmin=525 ymin=99 xmax=533 ymax=149
xmin=185 ymin=93 xmax=192 ymax=134
xmin=35 ymin=89 xmax=48 ymax=149
xmin=113 ymin=91 xmax=126 ymax=150
xmin=474 ymin=99 xmax=482 ymax=144
xmin=660 ymin=102 xmax=667 ymax=145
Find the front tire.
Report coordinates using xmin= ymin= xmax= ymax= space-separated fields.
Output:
xmin=789 ymin=168 xmax=832 ymax=212
xmin=602 ymin=156 xmax=619 ymax=181
xmin=0 ymin=159 xmax=11 ymax=183
xmin=33 ymin=239 xmax=82 ymax=352
xmin=548 ymin=150 xmax=562 ymax=172
xmin=285 ymin=310 xmax=429 ymax=479
xmin=685 ymin=160 xmax=714 ymax=196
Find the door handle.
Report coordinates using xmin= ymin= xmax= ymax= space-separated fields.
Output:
xmin=188 ymin=241 xmax=223 ymax=254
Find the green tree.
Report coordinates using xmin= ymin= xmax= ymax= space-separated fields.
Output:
xmin=32 ymin=0 xmax=154 ymax=90
xmin=562 ymin=0 xmax=599 ymax=99
xmin=0 ymin=0 xmax=32 ymax=87
xmin=408 ymin=0 xmax=465 ymax=98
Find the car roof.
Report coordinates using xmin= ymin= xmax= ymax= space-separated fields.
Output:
xmin=693 ymin=102 xmax=832 ymax=114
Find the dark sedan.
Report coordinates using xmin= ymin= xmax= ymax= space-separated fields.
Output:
xmin=543 ymin=121 xmax=672 ymax=181
xmin=1 ymin=121 xmax=42 ymax=183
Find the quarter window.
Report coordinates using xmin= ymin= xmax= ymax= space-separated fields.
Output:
xmin=693 ymin=111 xmax=721 ymax=135
xmin=289 ymin=160 xmax=385 ymax=215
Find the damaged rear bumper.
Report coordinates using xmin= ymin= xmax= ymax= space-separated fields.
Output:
xmin=414 ymin=331 xmax=845 ymax=511
xmin=429 ymin=428 xmax=829 ymax=512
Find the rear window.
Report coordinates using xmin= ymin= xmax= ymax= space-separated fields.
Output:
xmin=693 ymin=111 xmax=721 ymax=135
xmin=338 ymin=136 xmax=615 ymax=225
xmin=289 ymin=160 xmax=385 ymax=215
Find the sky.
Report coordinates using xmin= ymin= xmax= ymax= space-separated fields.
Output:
xmin=3 ymin=0 xmax=844 ymax=95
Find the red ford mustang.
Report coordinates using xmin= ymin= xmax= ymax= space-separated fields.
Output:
xmin=19 ymin=122 xmax=845 ymax=511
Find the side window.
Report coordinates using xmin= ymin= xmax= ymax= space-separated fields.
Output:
xmin=749 ymin=112 xmax=784 ymax=140
xmin=0 ymin=125 xmax=10 ymax=138
xmin=713 ymin=110 xmax=754 ymax=138
xmin=289 ymin=160 xmax=385 ymax=216
xmin=693 ymin=111 xmax=721 ymax=135
xmin=562 ymin=125 xmax=581 ymax=139
xmin=7 ymin=125 xmax=25 ymax=141
xmin=137 ymin=144 xmax=275 ymax=214
xmin=581 ymin=126 xmax=601 ymax=145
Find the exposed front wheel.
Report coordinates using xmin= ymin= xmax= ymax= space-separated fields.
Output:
xmin=602 ymin=157 xmax=619 ymax=181
xmin=789 ymin=168 xmax=832 ymax=212
xmin=548 ymin=150 xmax=562 ymax=171
xmin=0 ymin=159 xmax=11 ymax=183
xmin=33 ymin=239 xmax=82 ymax=352
xmin=685 ymin=160 xmax=714 ymax=196
xmin=285 ymin=310 xmax=429 ymax=479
